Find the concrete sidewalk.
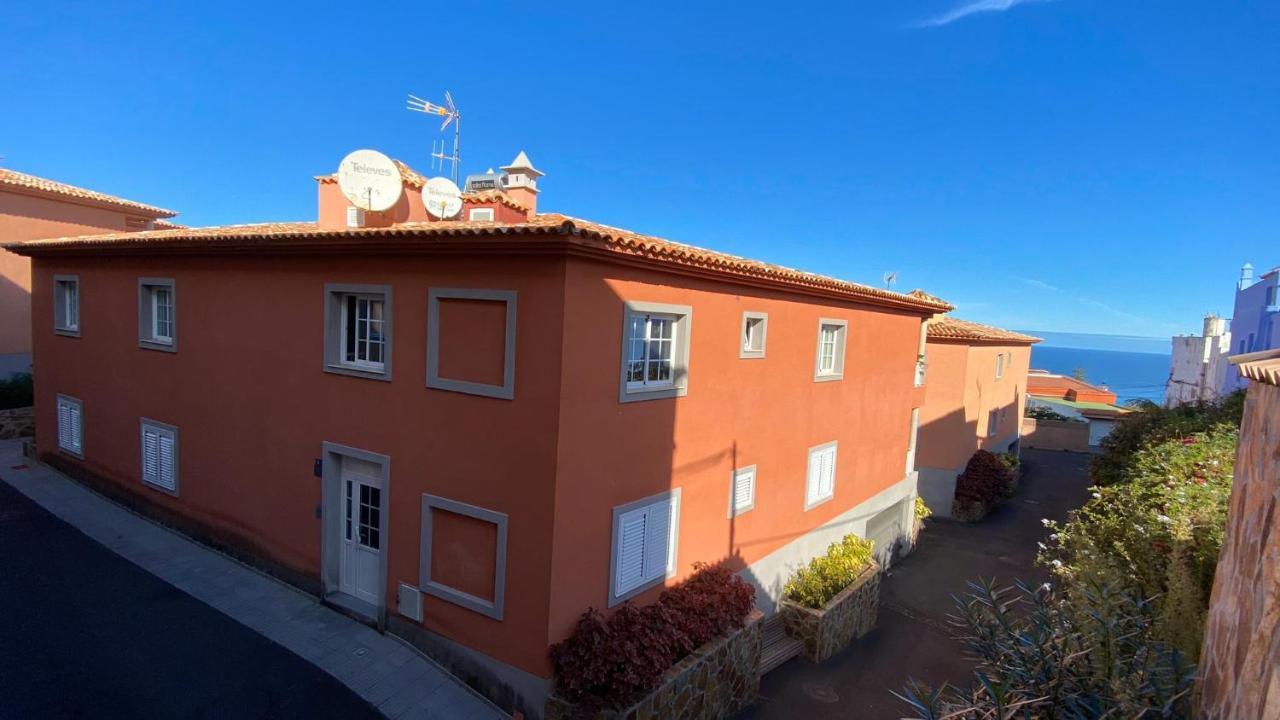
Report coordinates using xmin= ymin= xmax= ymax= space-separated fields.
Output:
xmin=0 ymin=439 xmax=506 ymax=720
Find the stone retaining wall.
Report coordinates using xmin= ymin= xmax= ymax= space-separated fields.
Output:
xmin=779 ymin=563 xmax=880 ymax=663
xmin=0 ymin=406 xmax=34 ymax=440
xmin=545 ymin=610 xmax=763 ymax=720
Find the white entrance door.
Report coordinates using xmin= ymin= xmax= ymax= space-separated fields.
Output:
xmin=339 ymin=458 xmax=384 ymax=607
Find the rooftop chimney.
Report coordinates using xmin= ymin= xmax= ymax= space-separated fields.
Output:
xmin=1239 ymin=262 xmax=1255 ymax=290
xmin=500 ymin=151 xmax=543 ymax=216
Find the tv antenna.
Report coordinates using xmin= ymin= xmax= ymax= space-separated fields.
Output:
xmin=883 ymin=271 xmax=898 ymax=290
xmin=407 ymin=91 xmax=461 ymax=184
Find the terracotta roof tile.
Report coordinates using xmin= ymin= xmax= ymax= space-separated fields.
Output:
xmin=461 ymin=190 xmax=528 ymax=212
xmin=4 ymin=213 xmax=953 ymax=313
xmin=315 ymin=159 xmax=427 ymax=189
xmin=928 ymin=316 xmax=1041 ymax=345
xmin=0 ymin=168 xmax=177 ymax=218
xmin=1230 ymin=349 xmax=1280 ymax=386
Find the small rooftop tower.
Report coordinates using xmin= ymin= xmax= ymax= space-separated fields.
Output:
xmin=501 ymin=151 xmax=543 ymax=215
xmin=1240 ymin=262 xmax=1255 ymax=290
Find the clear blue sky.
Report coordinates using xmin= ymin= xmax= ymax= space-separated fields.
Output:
xmin=3 ymin=1 xmax=1277 ymax=338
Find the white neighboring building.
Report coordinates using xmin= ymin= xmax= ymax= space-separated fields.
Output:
xmin=1166 ymin=314 xmax=1232 ymax=407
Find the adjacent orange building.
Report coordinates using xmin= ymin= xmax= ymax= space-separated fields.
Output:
xmin=0 ymin=169 xmax=178 ymax=377
xmin=5 ymin=152 xmax=951 ymax=717
xmin=914 ymin=317 xmax=1039 ymax=516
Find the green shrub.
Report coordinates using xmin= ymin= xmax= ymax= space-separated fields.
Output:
xmin=913 ymin=496 xmax=932 ymax=522
xmin=0 ymin=373 xmax=33 ymax=411
xmin=782 ymin=533 xmax=875 ymax=609
xmin=1090 ymin=391 xmax=1243 ymax=486
xmin=895 ymin=579 xmax=1195 ymax=719
xmin=1041 ymin=426 xmax=1236 ymax=659
xmin=997 ymin=451 xmax=1019 ymax=472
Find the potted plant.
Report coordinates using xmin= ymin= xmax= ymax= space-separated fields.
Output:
xmin=778 ymin=533 xmax=881 ymax=662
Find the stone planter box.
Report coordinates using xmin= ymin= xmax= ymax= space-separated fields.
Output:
xmin=951 ymin=498 xmax=993 ymax=523
xmin=545 ymin=610 xmax=763 ymax=720
xmin=0 ymin=406 xmax=34 ymax=440
xmin=778 ymin=562 xmax=881 ymax=663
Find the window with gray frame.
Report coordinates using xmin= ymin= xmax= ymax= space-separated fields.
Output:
xmin=729 ymin=465 xmax=756 ymax=517
xmin=54 ymin=275 xmax=80 ymax=336
xmin=56 ymin=394 xmax=83 ymax=457
xmin=324 ymin=284 xmax=393 ymax=381
xmin=740 ymin=311 xmax=767 ymax=359
xmin=995 ymin=352 xmax=1007 ymax=380
xmin=138 ymin=278 xmax=176 ymax=351
xmin=814 ymin=318 xmax=848 ymax=381
xmin=805 ymin=441 xmax=837 ymax=509
xmin=619 ymin=301 xmax=693 ymax=403
xmin=609 ymin=489 xmax=681 ymax=606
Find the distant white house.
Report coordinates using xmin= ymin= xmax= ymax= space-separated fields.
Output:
xmin=1166 ymin=314 xmax=1232 ymax=407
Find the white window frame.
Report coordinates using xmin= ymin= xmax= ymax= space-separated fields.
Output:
xmin=805 ymin=441 xmax=838 ymax=510
xmin=324 ymin=283 xmax=393 ymax=381
xmin=728 ymin=465 xmax=757 ymax=518
xmin=813 ymin=318 xmax=848 ymax=381
xmin=56 ymin=394 xmax=83 ymax=458
xmin=339 ymin=295 xmax=387 ymax=371
xmin=139 ymin=418 xmax=179 ymax=496
xmin=468 ymin=207 xmax=495 ymax=222
xmin=53 ymin=275 xmax=80 ymax=337
xmin=995 ymin=352 xmax=1007 ymax=381
xmin=618 ymin=301 xmax=693 ymax=403
xmin=740 ymin=311 xmax=768 ymax=359
xmin=608 ymin=489 xmax=681 ymax=606
xmin=906 ymin=407 xmax=920 ymax=474
xmin=138 ymin=278 xmax=176 ymax=352
xmin=988 ymin=409 xmax=1000 ymax=438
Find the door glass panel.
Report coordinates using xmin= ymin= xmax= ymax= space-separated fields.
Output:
xmin=355 ymin=484 xmax=381 ymax=550
xmin=344 ymin=480 xmax=352 ymax=540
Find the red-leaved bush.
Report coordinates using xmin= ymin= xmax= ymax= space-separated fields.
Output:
xmin=954 ymin=449 xmax=1014 ymax=506
xmin=549 ymin=562 xmax=755 ymax=709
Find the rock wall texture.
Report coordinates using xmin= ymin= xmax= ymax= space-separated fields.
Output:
xmin=545 ymin=611 xmax=762 ymax=720
xmin=1197 ymin=381 xmax=1280 ymax=720
xmin=780 ymin=563 xmax=880 ymax=663
xmin=0 ymin=406 xmax=33 ymax=439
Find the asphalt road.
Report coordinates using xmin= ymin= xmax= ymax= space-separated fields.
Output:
xmin=0 ymin=479 xmax=381 ymax=720
xmin=740 ymin=449 xmax=1094 ymax=720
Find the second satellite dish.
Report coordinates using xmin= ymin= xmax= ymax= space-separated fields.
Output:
xmin=423 ymin=177 xmax=463 ymax=219
xmin=337 ymin=149 xmax=403 ymax=212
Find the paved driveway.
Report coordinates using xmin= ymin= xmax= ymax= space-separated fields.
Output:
xmin=740 ymin=449 xmax=1093 ymax=720
xmin=0 ymin=479 xmax=382 ymax=720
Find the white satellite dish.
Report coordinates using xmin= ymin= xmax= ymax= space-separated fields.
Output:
xmin=423 ymin=176 xmax=463 ymax=219
xmin=337 ymin=149 xmax=403 ymax=212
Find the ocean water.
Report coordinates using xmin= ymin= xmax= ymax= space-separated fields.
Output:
xmin=1028 ymin=346 xmax=1170 ymax=404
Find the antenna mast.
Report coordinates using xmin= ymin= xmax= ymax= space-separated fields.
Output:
xmin=883 ymin=271 xmax=899 ymax=290
xmin=407 ymin=91 xmax=461 ymax=184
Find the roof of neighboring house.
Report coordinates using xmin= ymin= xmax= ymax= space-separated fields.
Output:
xmin=151 ymin=219 xmax=187 ymax=230
xmin=0 ymin=168 xmax=177 ymax=218
xmin=927 ymin=316 xmax=1041 ymax=345
xmin=1034 ymin=396 xmax=1129 ymax=417
xmin=3 ymin=213 xmax=954 ymax=314
xmin=1027 ymin=373 xmax=1118 ymax=404
xmin=461 ymin=190 xmax=528 ymax=212
xmin=1230 ymin=348 xmax=1280 ymax=386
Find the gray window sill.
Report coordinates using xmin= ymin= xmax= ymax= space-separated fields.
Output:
xmin=54 ymin=328 xmax=81 ymax=338
xmin=813 ymin=374 xmax=844 ymax=383
xmin=138 ymin=339 xmax=176 ymax=353
xmin=324 ymin=363 xmax=392 ymax=382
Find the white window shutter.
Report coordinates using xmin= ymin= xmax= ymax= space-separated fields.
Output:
xmin=69 ymin=404 xmax=82 ymax=452
xmin=822 ymin=447 xmax=836 ymax=499
xmin=806 ymin=453 xmax=821 ymax=506
xmin=142 ymin=428 xmax=160 ymax=483
xmin=733 ymin=468 xmax=754 ymax=512
xmin=57 ymin=401 xmax=70 ymax=450
xmin=158 ymin=433 xmax=176 ymax=490
xmin=615 ymin=507 xmax=648 ymax=596
xmin=643 ymin=499 xmax=673 ymax=582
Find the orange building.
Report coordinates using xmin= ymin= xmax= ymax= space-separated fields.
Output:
xmin=1026 ymin=371 xmax=1128 ymax=447
xmin=0 ymin=169 xmax=178 ymax=377
xmin=5 ymin=151 xmax=950 ymax=716
xmin=914 ymin=317 xmax=1039 ymax=517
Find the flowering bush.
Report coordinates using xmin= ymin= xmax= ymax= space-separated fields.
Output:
xmin=549 ymin=562 xmax=755 ymax=709
xmin=914 ymin=496 xmax=932 ymax=522
xmin=782 ymin=533 xmax=876 ymax=609
xmin=1040 ymin=425 xmax=1236 ymax=659
xmin=1090 ymin=391 xmax=1243 ymax=485
xmin=954 ymin=450 xmax=1014 ymax=507
xmin=895 ymin=579 xmax=1195 ymax=719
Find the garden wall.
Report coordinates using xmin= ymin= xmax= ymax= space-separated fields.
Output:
xmin=1020 ymin=417 xmax=1089 ymax=452
xmin=1197 ymin=380 xmax=1280 ymax=720
xmin=779 ymin=563 xmax=880 ymax=663
xmin=545 ymin=611 xmax=763 ymax=720
xmin=0 ymin=406 xmax=34 ymax=439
